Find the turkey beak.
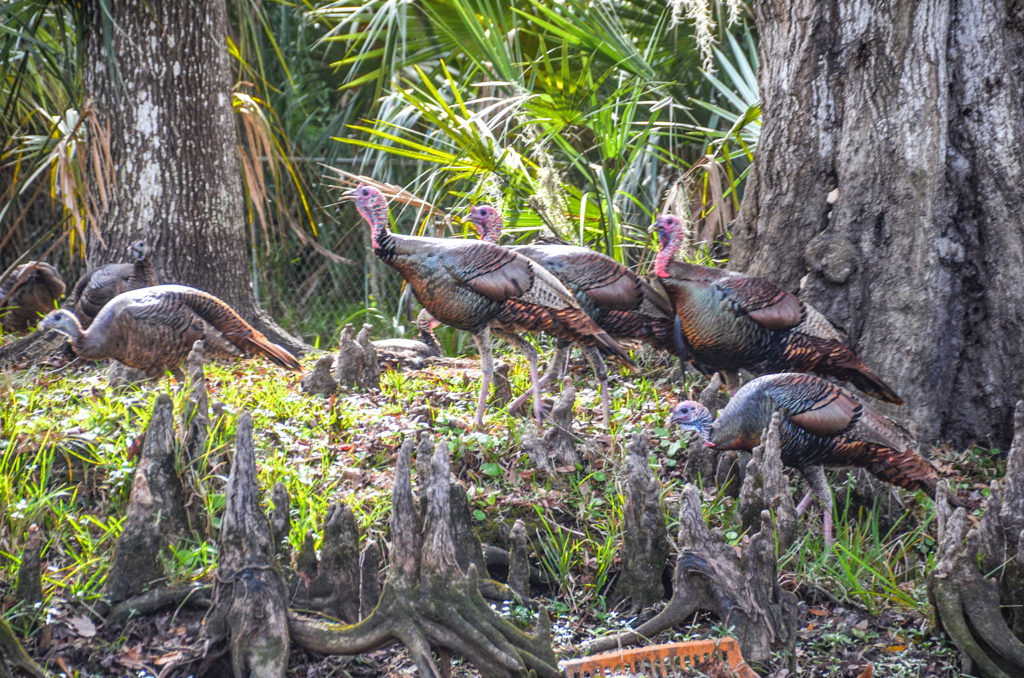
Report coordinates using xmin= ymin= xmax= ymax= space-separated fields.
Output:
xmin=342 ymin=186 xmax=358 ymax=201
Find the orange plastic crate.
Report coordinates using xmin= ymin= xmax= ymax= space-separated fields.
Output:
xmin=560 ymin=637 xmax=759 ymax=678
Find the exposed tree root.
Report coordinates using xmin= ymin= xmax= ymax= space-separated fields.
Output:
xmin=928 ymin=400 xmax=1024 ymax=678
xmin=106 ymin=584 xmax=212 ymax=627
xmin=738 ymin=412 xmax=797 ymax=550
xmin=15 ymin=524 xmax=43 ymax=608
xmin=581 ymin=484 xmax=797 ymax=666
xmin=289 ymin=435 xmax=560 ymax=678
xmin=0 ymin=617 xmax=45 ymax=678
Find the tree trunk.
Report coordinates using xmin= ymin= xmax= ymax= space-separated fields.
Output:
xmin=734 ymin=0 xmax=1024 ymax=448
xmin=81 ymin=0 xmax=304 ymax=352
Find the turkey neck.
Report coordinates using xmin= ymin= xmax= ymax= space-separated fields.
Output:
xmin=654 ymin=230 xmax=684 ymax=277
xmin=130 ymin=256 xmax=154 ymax=286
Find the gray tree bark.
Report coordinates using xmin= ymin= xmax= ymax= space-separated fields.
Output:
xmin=734 ymin=0 xmax=1024 ymax=447
xmin=81 ymin=0 xmax=304 ymax=351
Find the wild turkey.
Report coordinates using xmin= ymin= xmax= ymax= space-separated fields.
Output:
xmin=346 ymin=184 xmax=631 ymax=426
xmin=467 ymin=204 xmax=675 ymax=423
xmin=67 ymin=240 xmax=157 ymax=327
xmin=669 ymin=373 xmax=968 ymax=547
xmin=39 ymin=284 xmax=301 ymax=380
xmin=0 ymin=261 xmax=65 ymax=332
xmin=653 ymin=214 xmax=903 ymax=404
xmin=372 ymin=308 xmax=443 ymax=370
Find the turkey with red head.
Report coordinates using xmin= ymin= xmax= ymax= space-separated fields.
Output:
xmin=466 ymin=204 xmax=675 ymax=424
xmin=346 ymin=184 xmax=632 ymax=427
xmin=653 ymin=214 xmax=902 ymax=404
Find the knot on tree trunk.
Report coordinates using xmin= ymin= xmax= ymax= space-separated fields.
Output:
xmin=583 ymin=484 xmax=797 ymax=667
xmin=928 ymin=400 xmax=1024 ymax=677
xmin=289 ymin=434 xmax=560 ymax=678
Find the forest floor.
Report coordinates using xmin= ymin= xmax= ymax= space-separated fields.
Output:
xmin=0 ymin=337 xmax=999 ymax=677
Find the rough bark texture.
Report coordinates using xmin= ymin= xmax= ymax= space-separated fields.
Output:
xmin=584 ymin=486 xmax=797 ymax=666
xmin=333 ymin=324 xmax=365 ymax=389
xmin=103 ymin=394 xmax=189 ymax=604
xmin=15 ymin=524 xmax=43 ymax=608
xmin=734 ymin=0 xmax=1024 ymax=447
xmin=0 ymin=617 xmax=45 ymax=678
xmin=289 ymin=435 xmax=559 ymax=678
xmin=615 ymin=432 xmax=670 ymax=611
xmin=738 ymin=412 xmax=798 ymax=550
xmin=300 ymin=355 xmax=338 ymax=396
xmin=81 ymin=0 xmax=303 ymax=353
xmin=928 ymin=401 xmax=1024 ymax=677
xmin=209 ymin=412 xmax=290 ymax=678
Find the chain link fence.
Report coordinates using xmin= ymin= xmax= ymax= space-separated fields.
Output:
xmin=0 ymin=199 xmax=417 ymax=348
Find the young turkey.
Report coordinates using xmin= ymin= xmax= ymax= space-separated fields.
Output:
xmin=67 ymin=240 xmax=157 ymax=327
xmin=653 ymin=214 xmax=903 ymax=404
xmin=346 ymin=184 xmax=632 ymax=426
xmin=0 ymin=261 xmax=66 ymax=332
xmin=669 ymin=373 xmax=968 ymax=548
xmin=40 ymin=284 xmax=301 ymax=380
xmin=466 ymin=204 xmax=675 ymax=424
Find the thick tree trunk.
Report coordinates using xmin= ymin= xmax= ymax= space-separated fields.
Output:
xmin=734 ymin=0 xmax=1024 ymax=447
xmin=81 ymin=0 xmax=304 ymax=352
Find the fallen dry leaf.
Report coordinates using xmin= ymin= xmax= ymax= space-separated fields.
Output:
xmin=66 ymin=614 xmax=96 ymax=638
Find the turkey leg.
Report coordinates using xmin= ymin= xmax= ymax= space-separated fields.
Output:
xmin=582 ymin=345 xmax=611 ymax=427
xmin=472 ymin=329 xmax=494 ymax=428
xmin=496 ymin=332 xmax=546 ymax=425
xmin=797 ymin=465 xmax=834 ymax=550
xmin=506 ymin=342 xmax=570 ymax=416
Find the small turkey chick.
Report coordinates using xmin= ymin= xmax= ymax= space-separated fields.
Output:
xmin=467 ymin=204 xmax=674 ymax=424
xmin=653 ymin=214 xmax=903 ymax=404
xmin=669 ymin=373 xmax=967 ymax=548
xmin=346 ymin=184 xmax=631 ymax=427
xmin=40 ymin=284 xmax=301 ymax=380
xmin=0 ymin=261 xmax=66 ymax=332
xmin=372 ymin=308 xmax=443 ymax=370
xmin=67 ymin=240 xmax=157 ymax=327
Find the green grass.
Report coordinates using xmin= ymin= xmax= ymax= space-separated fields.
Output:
xmin=0 ymin=344 xmax=977 ymax=673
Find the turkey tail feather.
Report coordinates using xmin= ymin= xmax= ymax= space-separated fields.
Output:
xmin=173 ymin=287 xmax=302 ymax=371
xmin=238 ymin=334 xmax=302 ymax=371
xmin=590 ymin=328 xmax=634 ymax=367
xmin=787 ymin=335 xmax=904 ymax=404
xmin=834 ymin=441 xmax=938 ymax=498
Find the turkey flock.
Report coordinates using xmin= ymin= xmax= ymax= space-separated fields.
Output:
xmin=1 ymin=182 xmax=970 ymax=547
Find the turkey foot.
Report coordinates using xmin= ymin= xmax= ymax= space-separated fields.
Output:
xmin=289 ymin=435 xmax=559 ymax=678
